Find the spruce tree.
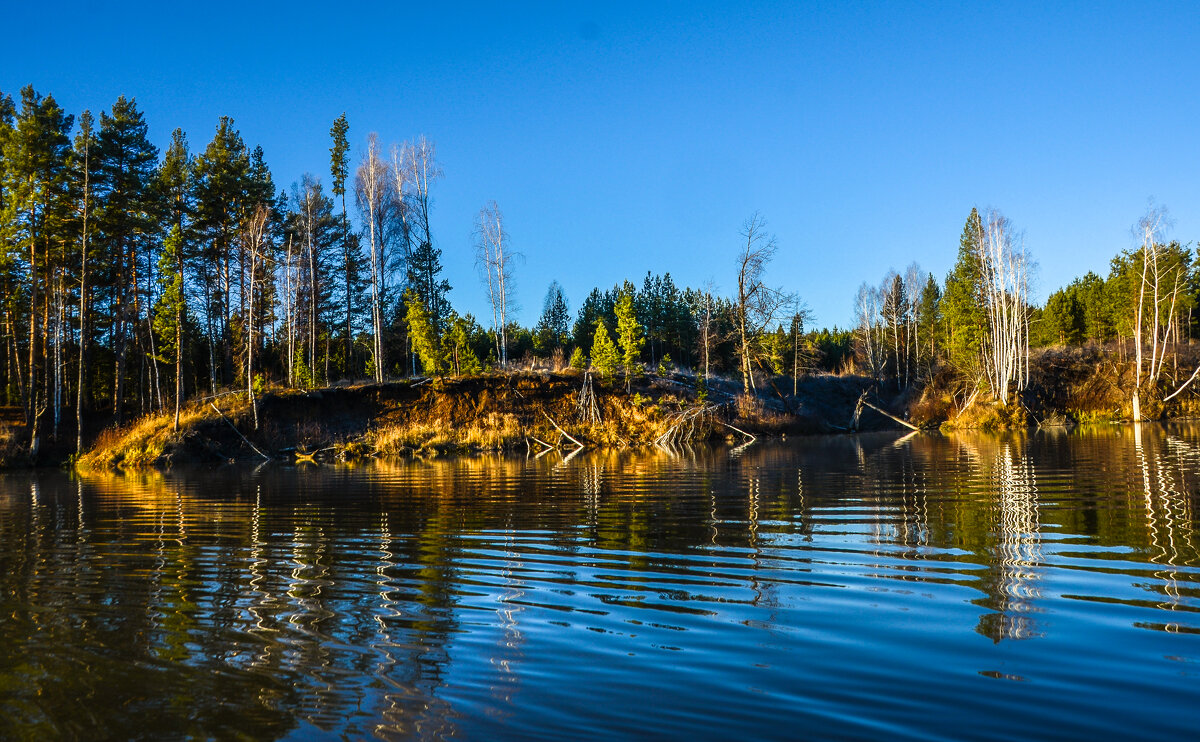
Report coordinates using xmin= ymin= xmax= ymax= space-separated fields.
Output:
xmin=329 ymin=113 xmax=354 ymax=375
xmin=535 ymin=280 xmax=570 ymax=352
xmin=942 ymin=208 xmax=987 ymax=377
xmin=405 ymin=289 xmax=443 ymax=376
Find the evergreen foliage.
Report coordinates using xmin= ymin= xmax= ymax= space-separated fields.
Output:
xmin=590 ymin=319 xmax=619 ymax=379
xmin=615 ymin=290 xmax=644 ymax=388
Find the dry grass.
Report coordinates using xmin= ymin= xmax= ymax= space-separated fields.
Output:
xmin=0 ymin=424 xmax=21 ymax=465
xmin=76 ymin=397 xmax=240 ymax=469
xmin=941 ymin=399 xmax=1028 ymax=432
xmin=369 ymin=412 xmax=525 ymax=455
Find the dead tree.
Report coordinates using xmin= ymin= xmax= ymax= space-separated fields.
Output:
xmin=735 ymin=214 xmax=794 ymax=393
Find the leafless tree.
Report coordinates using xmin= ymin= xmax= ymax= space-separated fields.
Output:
xmin=735 ymin=214 xmax=795 ymax=393
xmin=356 ymin=133 xmax=389 ymax=381
xmin=1130 ymin=207 xmax=1200 ymax=418
xmin=283 ymin=233 xmax=296 ymax=386
xmin=243 ymin=204 xmax=270 ymax=428
xmin=405 ymin=136 xmax=441 ymax=254
xmin=474 ymin=201 xmax=519 ymax=364
xmin=854 ymin=282 xmax=885 ymax=379
xmin=978 ymin=209 xmax=1031 ymax=404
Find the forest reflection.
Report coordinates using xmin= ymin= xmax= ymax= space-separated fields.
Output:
xmin=1 ymin=429 xmax=1198 ymax=738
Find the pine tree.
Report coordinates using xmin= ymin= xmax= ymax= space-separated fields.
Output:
xmin=615 ymin=290 xmax=644 ymax=390
xmin=157 ymin=129 xmax=192 ymax=427
xmin=192 ymin=117 xmax=252 ymax=392
xmin=1 ymin=86 xmax=74 ymax=453
xmin=95 ymin=96 xmax=160 ymax=422
xmin=590 ymin=319 xmax=619 ymax=379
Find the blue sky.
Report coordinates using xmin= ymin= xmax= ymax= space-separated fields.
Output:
xmin=4 ymin=1 xmax=1200 ymax=328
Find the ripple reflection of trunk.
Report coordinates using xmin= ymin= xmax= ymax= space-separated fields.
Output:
xmin=991 ymin=439 xmax=1042 ymax=640
xmin=961 ymin=435 xmax=1043 ymax=642
xmin=1136 ymin=426 xmax=1196 ymax=626
xmin=489 ymin=528 xmax=526 ymax=715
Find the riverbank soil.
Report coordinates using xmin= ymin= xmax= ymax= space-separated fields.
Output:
xmin=72 ymin=370 xmax=886 ymax=469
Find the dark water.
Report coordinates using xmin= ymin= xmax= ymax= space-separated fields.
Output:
xmin=2 ymin=426 xmax=1199 ymax=740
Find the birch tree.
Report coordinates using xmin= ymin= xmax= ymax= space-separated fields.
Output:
xmin=977 ymin=209 xmax=1031 ymax=404
xmin=355 ymin=133 xmax=388 ymax=381
xmin=242 ymin=204 xmax=269 ymax=428
xmin=474 ymin=201 xmax=517 ymax=364
xmin=1129 ymin=207 xmax=1200 ymax=419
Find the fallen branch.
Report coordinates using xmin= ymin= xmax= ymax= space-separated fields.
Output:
xmin=720 ymin=421 xmax=757 ymax=445
xmin=861 ymin=400 xmax=920 ymax=431
xmin=1163 ymin=364 xmax=1200 ymax=402
xmin=209 ymin=402 xmax=271 ymax=461
xmin=542 ymin=411 xmax=584 ymax=449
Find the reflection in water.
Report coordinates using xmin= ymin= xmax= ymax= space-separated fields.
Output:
xmin=973 ymin=436 xmax=1043 ymax=641
xmin=1136 ymin=425 xmax=1198 ymax=628
xmin=0 ymin=431 xmax=1198 ymax=740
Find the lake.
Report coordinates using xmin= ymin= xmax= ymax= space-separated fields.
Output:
xmin=1 ymin=425 xmax=1198 ymax=740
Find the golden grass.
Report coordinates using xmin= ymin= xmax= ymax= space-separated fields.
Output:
xmin=941 ymin=399 xmax=1028 ymax=432
xmin=368 ymin=412 xmax=525 ymax=455
xmin=76 ymin=398 xmax=240 ymax=470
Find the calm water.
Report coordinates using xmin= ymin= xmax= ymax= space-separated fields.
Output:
xmin=2 ymin=426 xmax=1199 ymax=740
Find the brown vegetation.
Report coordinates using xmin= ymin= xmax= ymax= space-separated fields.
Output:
xmin=72 ymin=370 xmax=888 ymax=470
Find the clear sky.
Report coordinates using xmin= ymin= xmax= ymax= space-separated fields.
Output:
xmin=4 ymin=1 xmax=1200 ymax=328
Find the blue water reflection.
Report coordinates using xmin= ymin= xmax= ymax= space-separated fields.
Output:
xmin=0 ymin=426 xmax=1198 ymax=739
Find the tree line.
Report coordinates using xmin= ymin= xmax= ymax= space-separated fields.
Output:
xmin=2 ymin=86 xmax=843 ymax=457
xmin=851 ymin=204 xmax=1200 ymax=418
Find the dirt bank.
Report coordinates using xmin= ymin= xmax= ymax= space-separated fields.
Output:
xmin=71 ymin=370 xmax=889 ymax=469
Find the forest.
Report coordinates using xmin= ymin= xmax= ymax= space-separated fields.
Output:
xmin=2 ymin=85 xmax=1199 ymax=460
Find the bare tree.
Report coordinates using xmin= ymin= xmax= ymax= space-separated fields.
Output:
xmin=405 ymin=136 xmax=441 ymax=257
xmin=1129 ymin=207 xmax=1200 ymax=418
xmin=854 ymin=282 xmax=885 ymax=379
xmin=356 ymin=133 xmax=388 ymax=382
xmin=474 ymin=201 xmax=518 ymax=364
xmin=283 ymin=233 xmax=296 ymax=386
xmin=243 ymin=204 xmax=270 ymax=428
xmin=977 ymin=209 xmax=1031 ymax=404
xmin=734 ymin=214 xmax=794 ymax=393
xmin=699 ymin=283 xmax=718 ymax=382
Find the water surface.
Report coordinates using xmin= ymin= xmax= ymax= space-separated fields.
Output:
xmin=2 ymin=426 xmax=1199 ymax=740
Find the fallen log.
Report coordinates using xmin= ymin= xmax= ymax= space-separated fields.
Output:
xmin=860 ymin=400 xmax=920 ymax=432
